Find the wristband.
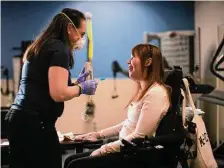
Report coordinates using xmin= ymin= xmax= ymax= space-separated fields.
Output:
xmin=76 ymin=84 xmax=82 ymax=96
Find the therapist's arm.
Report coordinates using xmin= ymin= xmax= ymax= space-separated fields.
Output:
xmin=48 ymin=66 xmax=81 ymax=102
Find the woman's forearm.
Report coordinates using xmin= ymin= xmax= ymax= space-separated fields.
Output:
xmin=52 ymin=85 xmax=81 ymax=102
xmin=97 ymin=121 xmax=124 ymax=139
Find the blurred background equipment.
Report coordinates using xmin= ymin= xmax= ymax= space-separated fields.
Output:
xmin=1 ymin=41 xmax=32 ymax=141
xmin=12 ymin=40 xmax=33 ymax=96
xmin=1 ymin=66 xmax=10 ymax=96
xmin=144 ymin=30 xmax=195 ymax=75
xmin=83 ymin=12 xmax=95 ymax=122
xmin=200 ymin=38 xmax=224 ymax=106
xmin=199 ymin=37 xmax=224 ymax=164
xmin=81 ymin=12 xmax=97 ymax=134
xmin=1 ymin=41 xmax=32 ymax=106
xmin=83 ymin=62 xmax=95 ymax=122
xmin=111 ymin=60 xmax=129 ymax=99
xmin=210 ymin=37 xmax=224 ymax=82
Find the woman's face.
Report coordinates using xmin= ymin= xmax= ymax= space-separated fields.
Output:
xmin=127 ymin=54 xmax=143 ymax=81
xmin=68 ymin=19 xmax=86 ymax=45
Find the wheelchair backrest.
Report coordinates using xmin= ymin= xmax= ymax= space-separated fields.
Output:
xmin=155 ymin=66 xmax=184 ymax=138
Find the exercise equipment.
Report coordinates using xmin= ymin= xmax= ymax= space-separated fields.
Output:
xmin=82 ymin=12 xmax=95 ymax=123
xmin=199 ymin=37 xmax=224 ymax=167
xmin=1 ymin=66 xmax=10 ymax=96
xmin=1 ymin=41 xmax=32 ymax=107
xmin=12 ymin=41 xmax=33 ymax=95
xmin=144 ymin=30 xmax=195 ymax=75
xmin=211 ymin=37 xmax=224 ymax=81
xmin=199 ymin=37 xmax=224 ymax=106
xmin=111 ymin=61 xmax=128 ymax=99
xmin=1 ymin=66 xmax=14 ymax=108
xmin=1 ymin=41 xmax=32 ymax=140
xmin=184 ymin=76 xmax=214 ymax=94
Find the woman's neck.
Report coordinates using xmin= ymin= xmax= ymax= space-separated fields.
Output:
xmin=139 ymin=79 xmax=152 ymax=90
xmin=139 ymin=81 xmax=146 ymax=90
xmin=139 ymin=72 xmax=154 ymax=90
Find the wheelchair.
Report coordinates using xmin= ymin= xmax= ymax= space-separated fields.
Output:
xmin=65 ymin=66 xmax=212 ymax=168
xmin=119 ymin=66 xmax=186 ymax=168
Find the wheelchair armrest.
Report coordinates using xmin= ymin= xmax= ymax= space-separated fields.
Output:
xmin=121 ymin=131 xmax=184 ymax=150
xmin=148 ymin=132 xmax=185 ymax=146
xmin=104 ymin=136 xmax=119 ymax=143
xmin=121 ymin=139 xmax=137 ymax=148
xmin=72 ymin=139 xmax=104 ymax=150
xmin=72 ymin=139 xmax=104 ymax=151
xmin=120 ymin=138 xmax=164 ymax=160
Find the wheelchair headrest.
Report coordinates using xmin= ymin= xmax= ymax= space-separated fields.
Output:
xmin=164 ymin=66 xmax=183 ymax=87
xmin=164 ymin=66 xmax=214 ymax=94
xmin=163 ymin=66 xmax=183 ymax=114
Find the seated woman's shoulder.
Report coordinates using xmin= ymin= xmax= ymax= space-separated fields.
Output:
xmin=144 ymin=83 xmax=170 ymax=107
xmin=146 ymin=83 xmax=168 ymax=96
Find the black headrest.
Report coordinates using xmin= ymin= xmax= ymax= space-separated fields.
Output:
xmin=164 ymin=66 xmax=183 ymax=113
xmin=164 ymin=66 xmax=183 ymax=87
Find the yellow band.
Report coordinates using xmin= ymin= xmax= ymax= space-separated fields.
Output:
xmin=87 ymin=18 xmax=93 ymax=62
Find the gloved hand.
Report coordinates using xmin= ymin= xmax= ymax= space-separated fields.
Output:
xmin=74 ymin=132 xmax=100 ymax=142
xmin=79 ymin=80 xmax=98 ymax=95
xmin=76 ymin=67 xmax=90 ymax=84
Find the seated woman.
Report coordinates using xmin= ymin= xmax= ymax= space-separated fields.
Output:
xmin=64 ymin=43 xmax=171 ymax=168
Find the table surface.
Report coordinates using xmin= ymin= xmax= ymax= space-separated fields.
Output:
xmin=1 ymin=138 xmax=103 ymax=147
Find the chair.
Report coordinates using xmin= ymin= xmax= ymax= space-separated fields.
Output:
xmin=119 ymin=66 xmax=185 ymax=168
xmin=120 ymin=66 xmax=215 ymax=168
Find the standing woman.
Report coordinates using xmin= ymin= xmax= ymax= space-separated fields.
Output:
xmin=5 ymin=8 xmax=98 ymax=168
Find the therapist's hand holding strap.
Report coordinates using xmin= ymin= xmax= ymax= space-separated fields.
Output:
xmin=79 ymin=80 xmax=98 ymax=95
xmin=76 ymin=67 xmax=90 ymax=84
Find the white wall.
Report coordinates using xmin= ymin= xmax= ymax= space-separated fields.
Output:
xmin=56 ymin=78 xmax=136 ymax=134
xmin=195 ymin=1 xmax=224 ymax=143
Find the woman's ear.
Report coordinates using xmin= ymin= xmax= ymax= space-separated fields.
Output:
xmin=145 ymin=58 xmax=152 ymax=67
xmin=67 ymin=23 xmax=73 ymax=34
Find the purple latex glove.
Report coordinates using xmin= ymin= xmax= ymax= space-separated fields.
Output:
xmin=79 ymin=80 xmax=98 ymax=95
xmin=76 ymin=67 xmax=90 ymax=84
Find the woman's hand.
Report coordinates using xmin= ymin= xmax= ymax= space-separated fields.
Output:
xmin=90 ymin=144 xmax=113 ymax=157
xmin=90 ymin=148 xmax=103 ymax=157
xmin=76 ymin=67 xmax=90 ymax=84
xmin=74 ymin=132 xmax=100 ymax=141
xmin=79 ymin=80 xmax=98 ymax=95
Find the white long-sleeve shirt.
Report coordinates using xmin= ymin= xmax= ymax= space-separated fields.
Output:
xmin=98 ymin=83 xmax=170 ymax=154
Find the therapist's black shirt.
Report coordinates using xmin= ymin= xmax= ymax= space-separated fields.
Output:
xmin=11 ymin=39 xmax=73 ymax=118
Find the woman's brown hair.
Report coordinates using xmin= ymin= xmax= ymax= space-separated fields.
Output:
xmin=126 ymin=43 xmax=171 ymax=107
xmin=23 ymin=8 xmax=86 ymax=69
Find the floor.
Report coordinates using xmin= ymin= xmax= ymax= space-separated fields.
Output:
xmin=1 ymin=148 xmax=91 ymax=168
